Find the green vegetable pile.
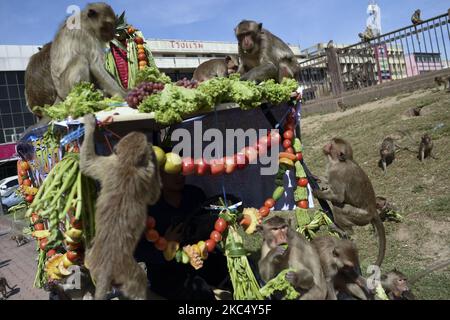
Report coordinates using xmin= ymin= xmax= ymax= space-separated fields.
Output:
xmin=137 ymin=71 xmax=299 ymax=125
xmin=39 ymin=82 xmax=124 ymax=121
xmin=260 ymin=269 xmax=300 ymax=300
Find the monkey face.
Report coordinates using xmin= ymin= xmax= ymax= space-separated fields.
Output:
xmin=269 ymin=225 xmax=288 ymax=248
xmin=226 ymin=56 xmax=239 ymax=75
xmin=324 ymin=138 xmax=354 ymax=162
xmin=236 ymin=21 xmax=262 ymax=54
xmin=85 ymin=3 xmax=116 ymax=42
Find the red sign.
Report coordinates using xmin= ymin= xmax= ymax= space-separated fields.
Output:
xmin=170 ymin=41 xmax=204 ymax=50
xmin=0 ymin=143 xmax=17 ymax=161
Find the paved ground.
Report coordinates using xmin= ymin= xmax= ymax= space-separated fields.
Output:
xmin=0 ymin=216 xmax=48 ymax=300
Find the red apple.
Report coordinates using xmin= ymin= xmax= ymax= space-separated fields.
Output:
xmin=224 ymin=156 xmax=237 ymax=174
xmin=296 ymin=152 xmax=304 ymax=162
xmin=181 ymin=157 xmax=196 ymax=176
xmin=235 ymin=152 xmax=248 ymax=170
xmin=210 ymin=159 xmax=225 ymax=176
xmin=195 ymin=159 xmax=210 ymax=176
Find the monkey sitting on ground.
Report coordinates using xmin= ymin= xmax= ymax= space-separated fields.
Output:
xmin=379 ymin=270 xmax=415 ymax=300
xmin=411 ymin=9 xmax=423 ymax=25
xmin=24 ymin=42 xmax=57 ymax=119
xmin=235 ymin=20 xmax=299 ymax=83
xmin=10 ymin=234 xmax=30 ymax=247
xmin=379 ymin=137 xmax=396 ymax=173
xmin=312 ymin=138 xmax=386 ymax=266
xmin=434 ymin=76 xmax=450 ymax=91
xmin=418 ymin=134 xmax=435 ymax=162
xmin=0 ymin=277 xmax=16 ymax=300
xmin=80 ymin=114 xmax=162 ymax=300
xmin=258 ymin=216 xmax=327 ymax=300
xmin=192 ymin=55 xmax=239 ymax=82
xmin=312 ymin=236 xmax=369 ymax=300
xmin=51 ymin=3 xmax=126 ymax=102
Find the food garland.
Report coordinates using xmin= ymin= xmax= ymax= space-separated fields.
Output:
xmin=25 ymin=153 xmax=97 ymax=288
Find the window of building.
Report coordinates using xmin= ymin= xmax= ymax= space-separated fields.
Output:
xmin=2 ymin=127 xmax=25 ymax=143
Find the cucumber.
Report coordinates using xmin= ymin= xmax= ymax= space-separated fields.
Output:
xmin=272 ymin=186 xmax=285 ymax=201
xmin=293 ymin=138 xmax=303 ymax=153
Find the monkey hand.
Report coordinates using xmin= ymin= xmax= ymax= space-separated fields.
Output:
xmin=164 ymin=223 xmax=184 ymax=242
xmin=271 ymin=245 xmax=287 ymax=259
xmin=285 ymin=271 xmax=297 ymax=285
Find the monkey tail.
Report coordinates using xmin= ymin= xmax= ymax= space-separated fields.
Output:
xmin=372 ymin=217 xmax=386 ymax=266
xmin=409 ymin=259 xmax=450 ymax=285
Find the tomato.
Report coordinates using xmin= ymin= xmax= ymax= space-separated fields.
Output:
xmin=285 ymin=147 xmax=295 ymax=155
xmin=264 ymin=198 xmax=276 ymax=209
xmin=20 ymin=161 xmax=30 ymax=171
xmin=285 ymin=123 xmax=296 ymax=132
xmin=297 ymin=200 xmax=309 ymax=209
xmin=210 ymin=231 xmax=223 ymax=243
xmin=297 ymin=178 xmax=309 ymax=188
xmin=46 ymin=249 xmax=57 ymax=258
xmin=146 ymin=216 xmax=156 ymax=230
xmin=283 ymin=130 xmax=294 ymax=140
xmin=39 ymin=238 xmax=48 ymax=250
xmin=224 ymin=156 xmax=237 ymax=174
xmin=242 ymin=146 xmax=258 ymax=164
xmin=66 ymin=251 xmax=79 ymax=262
xmin=138 ymin=48 xmax=146 ymax=55
xmin=26 ymin=195 xmax=34 ymax=203
xmin=296 ymin=152 xmax=304 ymax=162
xmin=283 ymin=139 xmax=292 ymax=149
xmin=134 ymin=37 xmax=144 ymax=45
xmin=214 ymin=218 xmax=228 ymax=234
xmin=23 ymin=179 xmax=32 ymax=187
xmin=154 ymin=237 xmax=168 ymax=251
xmin=66 ymin=242 xmax=82 ymax=251
xmin=195 ymin=159 xmax=210 ymax=176
xmin=258 ymin=135 xmax=271 ymax=149
xmin=210 ymin=159 xmax=225 ymax=176
xmin=182 ymin=158 xmax=196 ymax=176
xmin=127 ymin=26 xmax=135 ymax=34
xmin=139 ymin=60 xmax=147 ymax=67
xmin=205 ymin=239 xmax=217 ymax=253
xmin=259 ymin=206 xmax=270 ymax=218
xmin=146 ymin=229 xmax=160 ymax=242
xmin=34 ymin=223 xmax=45 ymax=231
xmin=31 ymin=213 xmax=39 ymax=224
xmin=138 ymin=53 xmax=147 ymax=61
xmin=70 ymin=216 xmax=82 ymax=229
xmin=235 ymin=152 xmax=248 ymax=170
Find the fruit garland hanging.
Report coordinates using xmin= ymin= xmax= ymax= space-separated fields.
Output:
xmin=105 ymin=11 xmax=157 ymax=90
xmin=143 ymin=104 xmax=313 ymax=268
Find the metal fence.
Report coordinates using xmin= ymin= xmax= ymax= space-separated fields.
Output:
xmin=298 ymin=11 xmax=450 ymax=103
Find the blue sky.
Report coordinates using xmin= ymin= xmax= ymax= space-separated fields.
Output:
xmin=0 ymin=0 xmax=448 ymax=49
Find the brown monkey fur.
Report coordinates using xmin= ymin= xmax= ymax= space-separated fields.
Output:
xmin=313 ymin=138 xmax=386 ymax=266
xmin=80 ymin=114 xmax=162 ymax=300
xmin=258 ymin=216 xmax=327 ymax=300
xmin=379 ymin=137 xmax=395 ymax=173
xmin=192 ymin=55 xmax=239 ymax=82
xmin=51 ymin=3 xmax=126 ymax=101
xmin=24 ymin=42 xmax=57 ymax=118
xmin=418 ymin=134 xmax=434 ymax=162
xmin=380 ymin=270 xmax=415 ymax=300
xmin=434 ymin=76 xmax=450 ymax=90
xmin=235 ymin=20 xmax=298 ymax=83
xmin=411 ymin=9 xmax=423 ymax=25
xmin=312 ymin=236 xmax=368 ymax=300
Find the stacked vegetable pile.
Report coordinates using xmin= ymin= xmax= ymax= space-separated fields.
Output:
xmin=137 ymin=70 xmax=299 ymax=125
xmin=25 ymin=154 xmax=97 ymax=288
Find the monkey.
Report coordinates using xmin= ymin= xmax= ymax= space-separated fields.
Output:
xmin=358 ymin=27 xmax=374 ymax=42
xmin=411 ymin=9 xmax=423 ymax=25
xmin=192 ymin=55 xmax=239 ymax=82
xmin=0 ymin=277 xmax=16 ymax=300
xmin=51 ymin=3 xmax=126 ymax=102
xmin=380 ymin=270 xmax=415 ymax=300
xmin=258 ymin=216 xmax=327 ymax=300
xmin=10 ymin=234 xmax=30 ymax=247
xmin=312 ymin=236 xmax=368 ymax=300
xmin=234 ymin=20 xmax=299 ymax=83
xmin=434 ymin=76 xmax=450 ymax=91
xmin=418 ymin=134 xmax=434 ymax=162
xmin=326 ymin=40 xmax=335 ymax=49
xmin=312 ymin=138 xmax=386 ymax=266
xmin=378 ymin=137 xmax=395 ymax=173
xmin=337 ymin=101 xmax=349 ymax=112
xmin=80 ymin=114 xmax=162 ymax=300
xmin=24 ymin=42 xmax=57 ymax=119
